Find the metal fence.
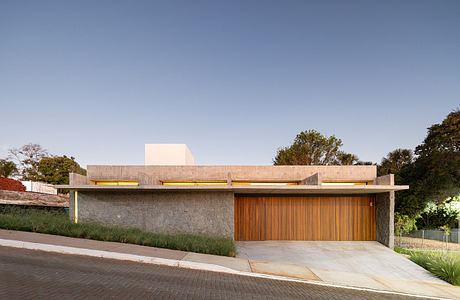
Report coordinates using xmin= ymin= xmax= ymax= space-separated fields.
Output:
xmin=404 ymin=229 xmax=459 ymax=243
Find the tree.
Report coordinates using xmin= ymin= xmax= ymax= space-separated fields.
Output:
xmin=394 ymin=212 xmax=417 ymax=247
xmin=0 ymin=159 xmax=18 ymax=178
xmin=37 ymin=155 xmax=86 ymax=185
xmin=274 ymin=130 xmax=360 ymax=165
xmin=396 ymin=110 xmax=460 ymax=217
xmin=416 ymin=198 xmax=459 ymax=230
xmin=378 ymin=149 xmax=414 ymax=177
xmin=413 ymin=109 xmax=459 ymax=203
xmin=8 ymin=143 xmax=50 ymax=180
xmin=336 ymin=152 xmax=359 ymax=165
xmin=355 ymin=161 xmax=375 ymax=165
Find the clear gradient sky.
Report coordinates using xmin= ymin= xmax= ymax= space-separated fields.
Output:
xmin=0 ymin=1 xmax=459 ymax=167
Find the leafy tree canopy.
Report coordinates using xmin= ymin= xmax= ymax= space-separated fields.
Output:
xmin=416 ymin=197 xmax=459 ymax=230
xmin=8 ymin=143 xmax=86 ymax=187
xmin=396 ymin=110 xmax=460 ymax=217
xmin=274 ymin=130 xmax=360 ymax=165
xmin=355 ymin=161 xmax=375 ymax=165
xmin=38 ymin=155 xmax=87 ymax=185
xmin=8 ymin=143 xmax=50 ymax=181
xmin=0 ymin=159 xmax=18 ymax=178
xmin=378 ymin=148 xmax=414 ymax=177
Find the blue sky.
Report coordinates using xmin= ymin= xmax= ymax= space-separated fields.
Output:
xmin=0 ymin=0 xmax=459 ymax=167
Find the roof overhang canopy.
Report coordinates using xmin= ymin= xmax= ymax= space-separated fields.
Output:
xmin=56 ymin=184 xmax=408 ymax=194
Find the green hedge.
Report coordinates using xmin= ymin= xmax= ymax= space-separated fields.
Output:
xmin=0 ymin=206 xmax=235 ymax=257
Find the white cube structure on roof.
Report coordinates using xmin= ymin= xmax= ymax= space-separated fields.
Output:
xmin=145 ymin=144 xmax=195 ymax=165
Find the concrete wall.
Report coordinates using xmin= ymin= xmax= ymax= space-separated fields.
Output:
xmin=69 ymin=173 xmax=88 ymax=185
xmin=375 ymin=174 xmax=394 ymax=186
xmin=376 ymin=191 xmax=395 ymax=249
xmin=86 ymin=165 xmax=377 ymax=185
xmin=76 ymin=191 xmax=234 ymax=238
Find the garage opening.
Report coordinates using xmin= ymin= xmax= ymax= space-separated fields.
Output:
xmin=234 ymin=195 xmax=376 ymax=241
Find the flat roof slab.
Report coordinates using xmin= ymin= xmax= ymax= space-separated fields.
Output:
xmin=56 ymin=184 xmax=408 ymax=194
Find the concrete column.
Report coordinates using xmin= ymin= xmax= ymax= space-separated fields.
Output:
xmin=376 ymin=191 xmax=395 ymax=249
xmin=69 ymin=190 xmax=75 ymax=222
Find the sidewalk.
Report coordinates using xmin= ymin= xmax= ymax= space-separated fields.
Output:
xmin=0 ymin=229 xmax=459 ymax=299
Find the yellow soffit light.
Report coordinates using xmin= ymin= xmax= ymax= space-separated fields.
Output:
xmin=162 ymin=181 xmax=227 ymax=186
xmin=321 ymin=182 xmax=367 ymax=186
xmin=232 ymin=182 xmax=298 ymax=186
xmin=94 ymin=181 xmax=139 ymax=186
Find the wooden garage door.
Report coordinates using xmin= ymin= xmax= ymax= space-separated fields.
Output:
xmin=234 ymin=196 xmax=375 ymax=241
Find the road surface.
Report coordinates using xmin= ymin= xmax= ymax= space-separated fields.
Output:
xmin=0 ymin=246 xmax=430 ymax=300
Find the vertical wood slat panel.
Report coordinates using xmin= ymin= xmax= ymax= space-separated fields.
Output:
xmin=235 ymin=195 xmax=376 ymax=241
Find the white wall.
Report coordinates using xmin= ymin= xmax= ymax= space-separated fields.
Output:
xmin=145 ymin=144 xmax=195 ymax=165
xmin=21 ymin=181 xmax=57 ymax=195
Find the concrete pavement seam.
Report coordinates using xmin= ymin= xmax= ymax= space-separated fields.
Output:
xmin=0 ymin=238 xmax=448 ymax=300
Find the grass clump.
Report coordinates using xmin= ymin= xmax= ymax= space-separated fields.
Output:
xmin=0 ymin=206 xmax=235 ymax=257
xmin=410 ymin=251 xmax=460 ymax=285
xmin=408 ymin=251 xmax=432 ymax=269
xmin=400 ymin=248 xmax=460 ymax=286
xmin=427 ymin=254 xmax=460 ymax=286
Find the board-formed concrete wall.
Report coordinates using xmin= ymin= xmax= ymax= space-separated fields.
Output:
xmin=74 ymin=191 xmax=234 ymax=238
xmin=86 ymin=165 xmax=377 ymax=185
xmin=376 ymin=191 xmax=394 ymax=249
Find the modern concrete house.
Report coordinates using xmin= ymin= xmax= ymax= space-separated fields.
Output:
xmin=58 ymin=145 xmax=408 ymax=249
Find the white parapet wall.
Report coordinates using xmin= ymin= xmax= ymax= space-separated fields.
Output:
xmin=21 ymin=181 xmax=57 ymax=195
xmin=145 ymin=144 xmax=195 ymax=165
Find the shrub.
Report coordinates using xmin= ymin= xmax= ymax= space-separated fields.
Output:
xmin=0 ymin=177 xmax=26 ymax=192
xmin=409 ymin=251 xmax=432 ymax=270
xmin=394 ymin=212 xmax=417 ymax=247
xmin=409 ymin=251 xmax=460 ymax=285
xmin=426 ymin=253 xmax=460 ymax=285
xmin=0 ymin=206 xmax=235 ymax=257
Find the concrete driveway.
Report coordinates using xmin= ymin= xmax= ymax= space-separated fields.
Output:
xmin=236 ymin=241 xmax=447 ymax=286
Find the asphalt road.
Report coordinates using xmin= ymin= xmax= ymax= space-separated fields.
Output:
xmin=0 ymin=246 xmax=431 ymax=300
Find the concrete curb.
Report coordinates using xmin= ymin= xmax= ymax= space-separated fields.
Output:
xmin=0 ymin=238 xmax=238 ymax=274
xmin=0 ymin=238 xmax=447 ymax=300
